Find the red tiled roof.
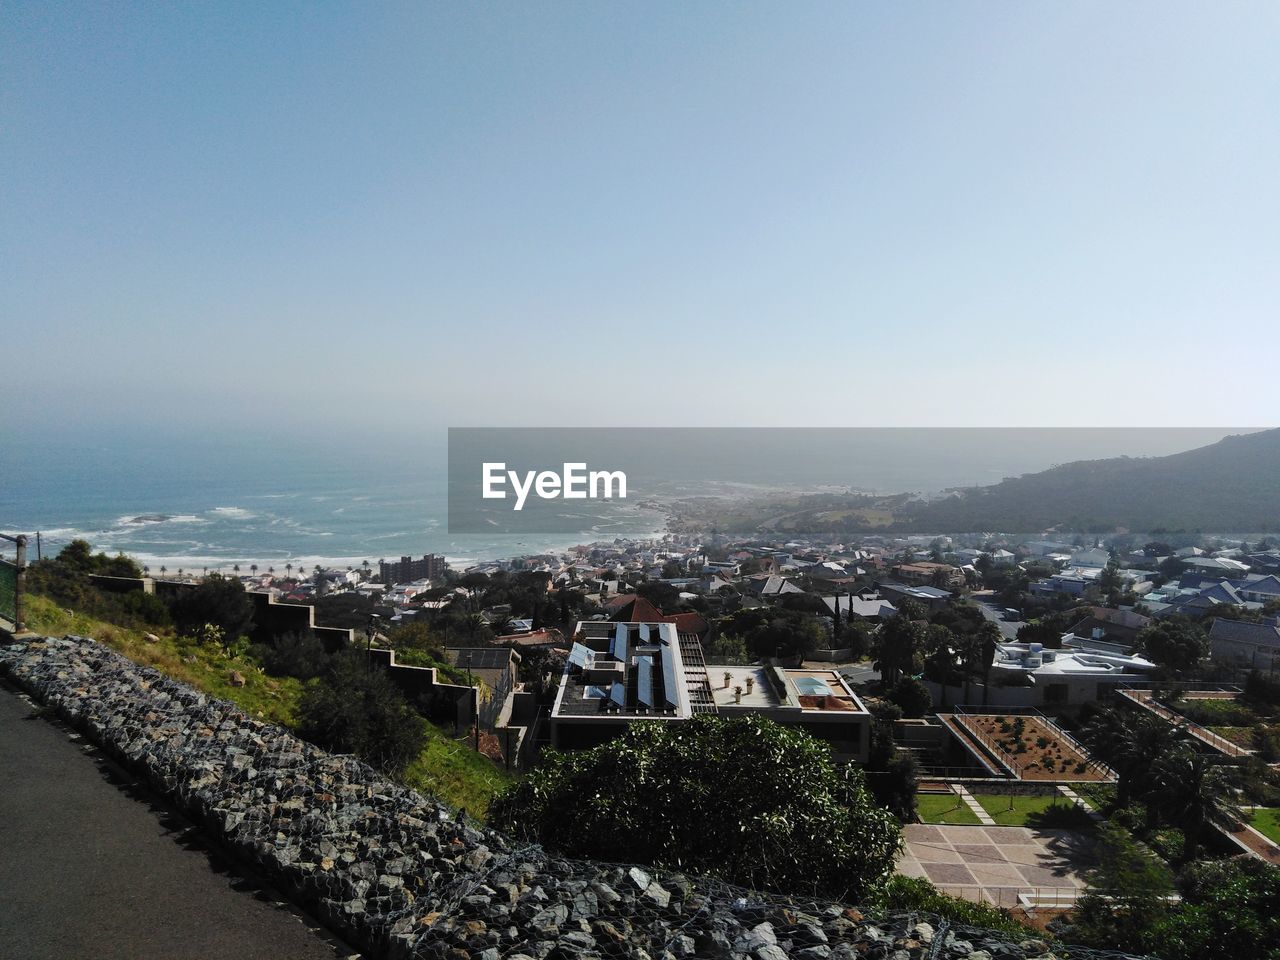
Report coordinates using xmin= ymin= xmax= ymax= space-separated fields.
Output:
xmin=669 ymin=611 xmax=709 ymax=637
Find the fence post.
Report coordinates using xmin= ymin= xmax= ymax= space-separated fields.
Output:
xmin=14 ymin=535 xmax=26 ymax=633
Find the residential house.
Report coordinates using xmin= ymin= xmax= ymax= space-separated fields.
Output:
xmin=1209 ymin=617 xmax=1280 ymax=672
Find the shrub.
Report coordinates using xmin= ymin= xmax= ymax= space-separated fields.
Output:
xmin=489 ymin=715 xmax=902 ymax=902
xmin=886 ymin=677 xmax=932 ymax=719
xmin=873 ymin=876 xmax=1028 ymax=936
xmin=251 ymin=631 xmax=331 ymax=680
xmin=166 ymin=574 xmax=254 ymax=646
xmin=297 ymin=651 xmax=426 ymax=774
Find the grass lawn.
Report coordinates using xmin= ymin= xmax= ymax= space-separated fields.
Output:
xmin=23 ymin=592 xmax=513 ymax=819
xmin=1247 ymin=807 xmax=1280 ymax=845
xmin=916 ymin=792 xmax=981 ymax=824
xmin=973 ymin=793 xmax=1090 ymax=827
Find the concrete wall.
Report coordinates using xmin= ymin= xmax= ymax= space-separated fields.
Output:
xmin=367 ymin=647 xmax=476 ymax=728
xmin=246 ymin=591 xmax=354 ymax=651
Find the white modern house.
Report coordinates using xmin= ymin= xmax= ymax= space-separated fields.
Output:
xmin=927 ymin=641 xmax=1158 ymax=708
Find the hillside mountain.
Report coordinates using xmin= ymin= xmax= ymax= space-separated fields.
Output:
xmin=894 ymin=428 xmax=1280 ymax=533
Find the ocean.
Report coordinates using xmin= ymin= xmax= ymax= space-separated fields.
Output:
xmin=0 ymin=425 xmax=1245 ymax=571
xmin=0 ymin=427 xmax=668 ymax=571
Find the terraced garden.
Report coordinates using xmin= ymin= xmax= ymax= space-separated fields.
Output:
xmin=960 ymin=713 xmax=1109 ymax=782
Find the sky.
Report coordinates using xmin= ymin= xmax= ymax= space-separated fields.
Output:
xmin=3 ymin=1 xmax=1278 ymax=439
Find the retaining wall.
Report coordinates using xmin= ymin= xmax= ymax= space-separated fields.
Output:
xmin=1 ymin=636 xmax=1116 ymax=960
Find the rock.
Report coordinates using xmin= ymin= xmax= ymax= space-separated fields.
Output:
xmin=228 ymin=670 xmax=246 ymax=687
xmin=143 ymin=633 xmax=159 ymax=643
xmin=628 ymin=866 xmax=651 ymax=891
xmin=642 ymin=882 xmax=671 ymax=910
xmin=755 ymin=946 xmax=789 ymax=960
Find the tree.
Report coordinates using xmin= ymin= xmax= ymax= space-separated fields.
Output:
xmin=166 ymin=573 xmax=254 ymax=646
xmin=874 ymin=611 xmax=925 ymax=687
xmin=977 ymin=621 xmax=1000 ymax=706
xmin=1152 ymin=745 xmax=1242 ymax=863
xmin=635 ymin=579 xmax=680 ymax=612
xmin=1137 ymin=617 xmax=1210 ymax=674
xmin=489 ymin=715 xmax=901 ymax=902
xmin=720 ymin=608 xmax=827 ymax=661
xmin=922 ymin=624 xmax=962 ymax=709
xmin=1068 ymin=821 xmax=1174 ymax=951
xmin=1146 ymin=858 xmax=1280 ymax=960
xmin=1081 ymin=705 xmax=1186 ymax=808
xmin=297 ymin=651 xmax=426 ymax=774
xmin=886 ymin=677 xmax=932 ymax=718
xmin=1099 ymin=561 xmax=1124 ymax=600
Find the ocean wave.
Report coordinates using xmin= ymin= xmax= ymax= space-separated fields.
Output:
xmin=210 ymin=506 xmax=254 ymax=519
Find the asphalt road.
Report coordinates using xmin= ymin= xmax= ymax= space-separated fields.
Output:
xmin=972 ymin=595 xmax=1026 ymax=641
xmin=0 ymin=682 xmax=353 ymax=960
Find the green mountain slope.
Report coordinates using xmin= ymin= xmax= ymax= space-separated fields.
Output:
xmin=896 ymin=428 xmax=1280 ymax=533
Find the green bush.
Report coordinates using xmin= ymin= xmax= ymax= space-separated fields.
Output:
xmin=886 ymin=677 xmax=933 ymax=718
xmin=297 ymin=652 xmax=427 ymax=774
xmin=251 ymin=631 xmax=331 ymax=680
xmin=873 ymin=876 xmax=1028 ymax=936
xmin=166 ymin=574 xmax=254 ymax=647
xmin=489 ymin=715 xmax=902 ymax=902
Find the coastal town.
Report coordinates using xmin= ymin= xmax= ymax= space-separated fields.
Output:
xmin=8 ymin=512 xmax=1280 ymax=954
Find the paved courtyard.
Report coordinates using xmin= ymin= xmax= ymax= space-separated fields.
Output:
xmin=897 ymin=823 xmax=1096 ymax=907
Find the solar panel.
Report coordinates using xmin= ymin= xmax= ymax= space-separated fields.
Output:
xmin=636 ymin=655 xmax=655 ymax=709
xmin=638 ymin=623 xmax=650 ymax=644
xmin=659 ymin=642 xmax=679 ymax=708
xmin=611 ymin=623 xmax=629 ymax=661
xmin=609 ymin=681 xmax=627 ymax=709
xmin=568 ymin=643 xmax=593 ymax=669
xmin=585 ymin=685 xmax=610 ymax=699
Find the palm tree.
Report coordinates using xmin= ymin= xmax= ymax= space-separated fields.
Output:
xmin=143 ymin=565 xmax=150 ymax=577
xmin=268 ymin=566 xmax=275 ymax=577
xmin=1153 ymin=745 xmax=1241 ymax=862
xmin=1081 ymin=706 xmax=1186 ymax=808
xmin=233 ymin=563 xmax=241 ymax=576
xmin=285 ymin=562 xmax=293 ymax=579
xmin=250 ymin=563 xmax=258 ymax=577
xmin=159 ymin=565 xmax=167 ymax=578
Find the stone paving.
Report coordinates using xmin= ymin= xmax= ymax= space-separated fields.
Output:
xmin=897 ymin=823 xmax=1095 ymax=908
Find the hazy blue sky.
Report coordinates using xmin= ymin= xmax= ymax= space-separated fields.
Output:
xmin=4 ymin=2 xmax=1278 ymax=437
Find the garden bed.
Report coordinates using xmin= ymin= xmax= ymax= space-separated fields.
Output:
xmin=959 ymin=714 xmax=1108 ymax=782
